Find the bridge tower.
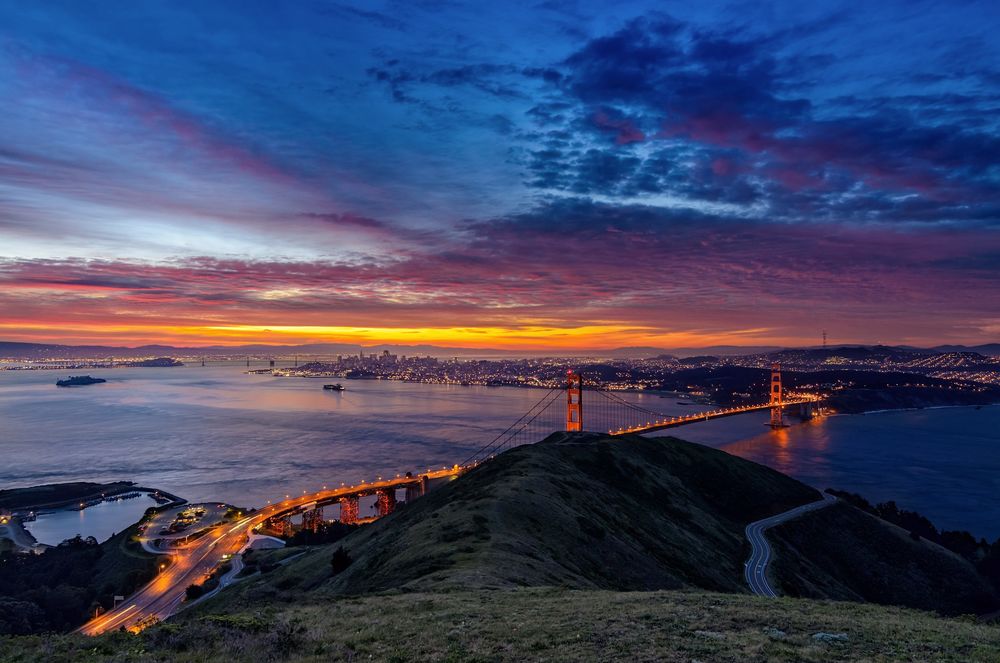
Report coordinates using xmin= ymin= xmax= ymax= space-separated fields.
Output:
xmin=769 ymin=363 xmax=786 ymax=428
xmin=566 ymin=371 xmax=583 ymax=431
xmin=302 ymin=506 xmax=324 ymax=533
xmin=404 ymin=475 xmax=428 ymax=503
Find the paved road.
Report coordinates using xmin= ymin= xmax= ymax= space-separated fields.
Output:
xmin=77 ymin=467 xmax=463 ymax=635
xmin=77 ymin=515 xmax=255 ymax=635
xmin=744 ymin=492 xmax=837 ymax=597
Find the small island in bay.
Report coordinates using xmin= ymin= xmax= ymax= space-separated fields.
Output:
xmin=55 ymin=375 xmax=107 ymax=387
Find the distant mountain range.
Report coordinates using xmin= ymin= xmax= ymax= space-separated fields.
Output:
xmin=0 ymin=340 xmax=997 ymax=360
xmin=930 ymin=343 xmax=1000 ymax=356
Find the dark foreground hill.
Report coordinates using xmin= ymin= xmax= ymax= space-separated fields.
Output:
xmin=770 ymin=501 xmax=999 ymax=614
xmin=2 ymin=432 xmax=998 ymax=661
xmin=211 ymin=432 xmax=995 ymax=615
xmin=219 ymin=431 xmax=819 ymax=602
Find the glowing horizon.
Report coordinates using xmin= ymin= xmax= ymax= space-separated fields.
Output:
xmin=0 ymin=321 xmax=985 ymax=352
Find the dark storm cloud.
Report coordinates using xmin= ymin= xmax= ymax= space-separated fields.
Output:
xmin=509 ymin=13 xmax=1000 ymax=227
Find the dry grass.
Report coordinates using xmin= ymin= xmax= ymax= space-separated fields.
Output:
xmin=3 ymin=588 xmax=999 ymax=662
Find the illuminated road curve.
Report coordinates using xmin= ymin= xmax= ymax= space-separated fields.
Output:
xmin=77 ymin=466 xmax=466 ymax=636
xmin=744 ymin=492 xmax=837 ymax=597
xmin=608 ymin=397 xmax=819 ymax=436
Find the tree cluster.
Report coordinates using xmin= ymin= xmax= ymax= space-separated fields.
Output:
xmin=0 ymin=534 xmax=157 ymax=634
xmin=828 ymin=489 xmax=1000 ymax=592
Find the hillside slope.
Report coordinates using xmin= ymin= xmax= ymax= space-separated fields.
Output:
xmin=4 ymin=433 xmax=999 ymax=661
xmin=226 ymin=431 xmax=819 ymax=603
xmin=214 ymin=432 xmax=997 ymax=617
xmin=770 ymin=501 xmax=998 ymax=614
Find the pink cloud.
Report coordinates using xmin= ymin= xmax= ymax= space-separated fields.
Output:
xmin=1 ymin=207 xmax=996 ymax=346
xmin=593 ymin=110 xmax=646 ymax=145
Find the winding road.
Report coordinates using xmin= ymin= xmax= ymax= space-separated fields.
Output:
xmin=744 ymin=492 xmax=837 ymax=597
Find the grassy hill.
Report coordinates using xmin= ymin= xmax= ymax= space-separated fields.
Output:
xmin=208 ymin=432 xmax=996 ymax=616
xmin=4 ymin=589 xmax=1000 ymax=662
xmin=214 ymin=431 xmax=819 ymax=605
xmin=2 ymin=432 xmax=998 ymax=660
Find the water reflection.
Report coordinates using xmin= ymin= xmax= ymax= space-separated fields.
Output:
xmin=719 ymin=416 xmax=833 ymax=480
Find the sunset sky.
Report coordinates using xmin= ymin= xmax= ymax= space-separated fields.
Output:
xmin=1 ymin=1 xmax=998 ymax=350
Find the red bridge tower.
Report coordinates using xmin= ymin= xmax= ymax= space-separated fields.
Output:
xmin=566 ymin=371 xmax=583 ymax=431
xmin=769 ymin=363 xmax=786 ymax=428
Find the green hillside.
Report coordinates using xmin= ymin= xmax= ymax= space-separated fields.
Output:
xmin=207 ymin=432 xmax=995 ymax=616
xmin=214 ymin=431 xmax=819 ymax=605
xmin=3 ymin=432 xmax=998 ymax=661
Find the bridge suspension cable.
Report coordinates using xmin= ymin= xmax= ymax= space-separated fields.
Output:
xmin=596 ymin=389 xmax=668 ymax=417
xmin=461 ymin=386 xmax=563 ymax=466
xmin=587 ymin=389 xmax=675 ymax=433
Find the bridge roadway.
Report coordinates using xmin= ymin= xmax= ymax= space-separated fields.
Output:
xmin=77 ymin=466 xmax=465 ymax=636
xmin=608 ymin=397 xmax=817 ymax=436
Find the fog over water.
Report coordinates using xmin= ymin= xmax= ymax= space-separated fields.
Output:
xmin=2 ymin=364 xmax=997 ymax=541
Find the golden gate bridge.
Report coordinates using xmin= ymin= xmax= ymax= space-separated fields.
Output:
xmin=258 ymin=364 xmax=818 ymax=532
xmin=460 ymin=363 xmax=819 ymax=466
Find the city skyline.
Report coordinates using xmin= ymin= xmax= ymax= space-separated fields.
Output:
xmin=2 ymin=1 xmax=998 ymax=349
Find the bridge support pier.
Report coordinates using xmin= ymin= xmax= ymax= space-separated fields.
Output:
xmin=798 ymin=402 xmax=814 ymax=420
xmin=266 ymin=515 xmax=293 ymax=537
xmin=376 ymin=489 xmax=397 ymax=517
xmin=339 ymin=496 xmax=359 ymax=524
xmin=302 ymin=507 xmax=324 ymax=533
xmin=404 ymin=475 xmax=428 ymax=503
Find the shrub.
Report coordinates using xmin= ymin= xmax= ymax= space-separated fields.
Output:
xmin=331 ymin=547 xmax=352 ymax=575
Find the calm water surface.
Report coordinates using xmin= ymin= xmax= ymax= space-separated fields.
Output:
xmin=24 ymin=495 xmax=159 ymax=545
xmin=1 ymin=364 xmax=997 ymax=540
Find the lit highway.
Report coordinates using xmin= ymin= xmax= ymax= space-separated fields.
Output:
xmin=77 ymin=467 xmax=465 ymax=635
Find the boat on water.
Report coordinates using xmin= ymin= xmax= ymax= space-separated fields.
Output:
xmin=56 ymin=375 xmax=107 ymax=387
xmin=323 ymin=383 xmax=345 ymax=391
